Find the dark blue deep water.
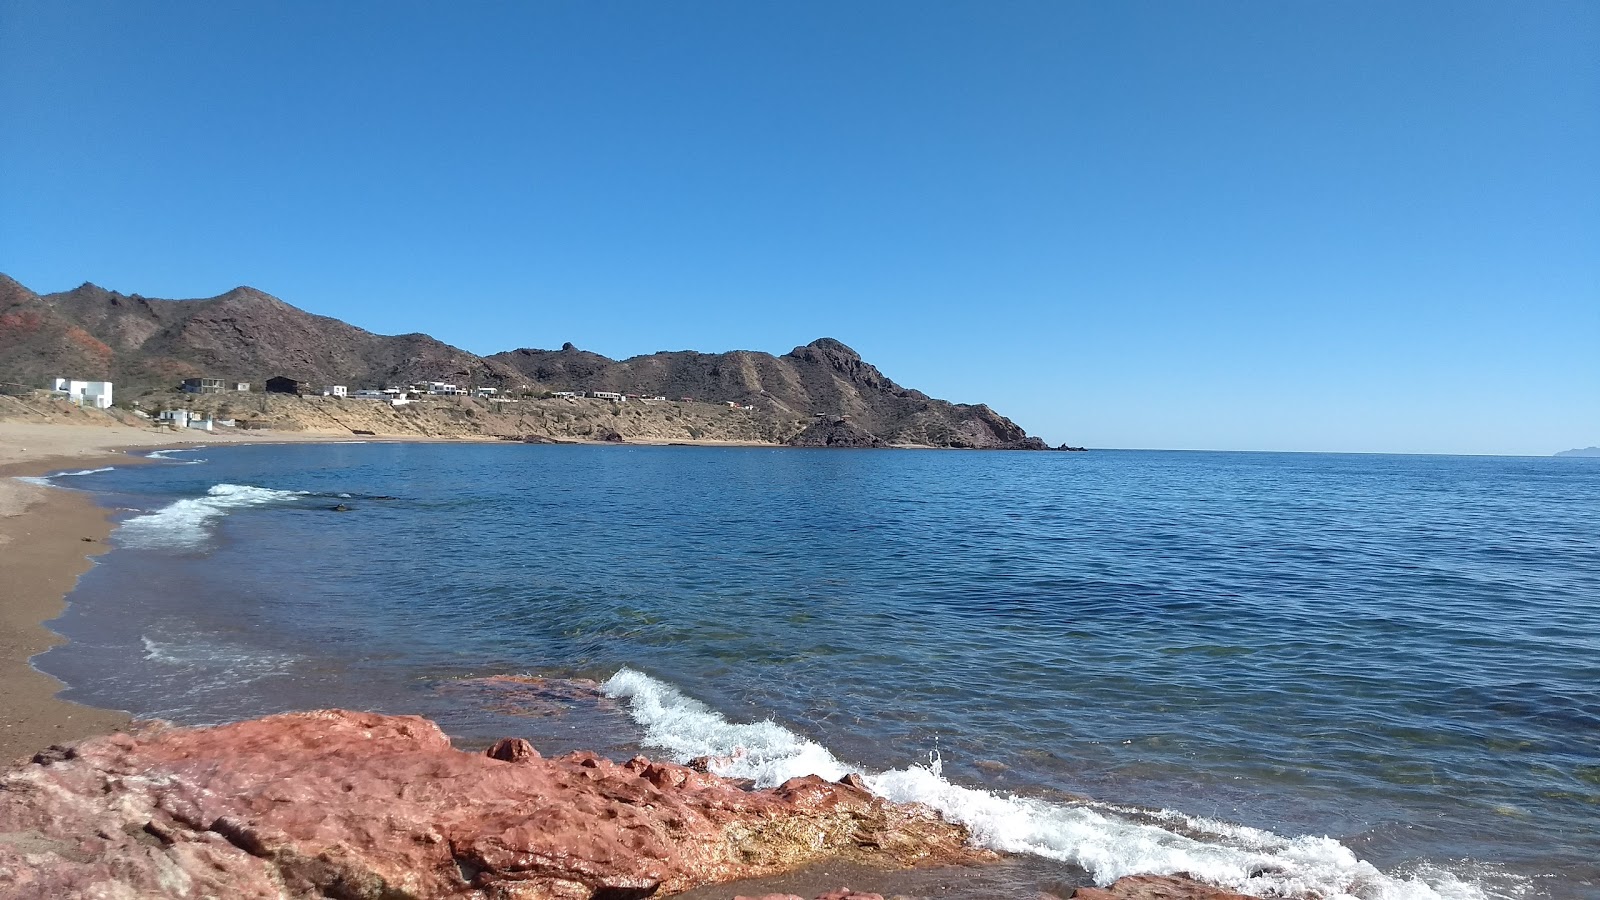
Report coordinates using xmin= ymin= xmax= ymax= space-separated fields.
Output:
xmin=30 ymin=444 xmax=1600 ymax=899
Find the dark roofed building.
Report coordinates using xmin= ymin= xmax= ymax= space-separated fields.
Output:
xmin=265 ymin=376 xmax=305 ymax=395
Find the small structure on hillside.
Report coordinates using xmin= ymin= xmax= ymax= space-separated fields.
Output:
xmin=181 ymin=377 xmax=224 ymax=394
xmin=474 ymin=386 xmax=497 ymax=398
xmin=590 ymin=391 xmax=623 ymax=402
xmin=51 ymin=378 xmax=114 ymax=409
xmin=265 ymin=376 xmax=305 ymax=395
xmin=234 ymin=382 xmax=251 ymax=392
xmin=324 ymin=385 xmax=348 ymax=398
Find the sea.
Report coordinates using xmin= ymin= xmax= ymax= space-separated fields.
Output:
xmin=23 ymin=443 xmax=1600 ymax=900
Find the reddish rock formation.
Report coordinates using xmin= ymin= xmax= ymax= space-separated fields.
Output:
xmin=736 ymin=883 xmax=889 ymax=890
xmin=0 ymin=709 xmax=986 ymax=900
xmin=1070 ymin=874 xmax=1259 ymax=900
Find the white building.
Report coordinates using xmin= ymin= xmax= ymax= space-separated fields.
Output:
xmin=590 ymin=391 xmax=624 ymax=402
xmin=324 ymin=385 xmax=348 ymax=398
xmin=158 ymin=409 xmax=192 ymax=428
xmin=552 ymin=391 xmax=578 ymax=398
xmin=52 ymin=378 xmax=113 ymax=409
xmin=474 ymin=386 xmax=498 ymax=398
xmin=234 ymin=382 xmax=251 ymax=392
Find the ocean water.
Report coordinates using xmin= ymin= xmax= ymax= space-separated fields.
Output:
xmin=28 ymin=444 xmax=1600 ymax=899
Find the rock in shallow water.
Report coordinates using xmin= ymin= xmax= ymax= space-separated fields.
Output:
xmin=0 ymin=709 xmax=988 ymax=899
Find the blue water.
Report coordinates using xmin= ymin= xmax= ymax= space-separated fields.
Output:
xmin=30 ymin=444 xmax=1600 ymax=899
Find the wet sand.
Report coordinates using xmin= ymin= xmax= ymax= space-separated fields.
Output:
xmin=0 ymin=421 xmax=479 ymax=763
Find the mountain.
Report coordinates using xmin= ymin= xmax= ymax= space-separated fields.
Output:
xmin=1 ymin=275 xmax=523 ymax=391
xmin=488 ymin=338 xmax=1045 ymax=448
xmin=0 ymin=273 xmax=1053 ymax=449
xmin=1554 ymin=447 xmax=1600 ymax=458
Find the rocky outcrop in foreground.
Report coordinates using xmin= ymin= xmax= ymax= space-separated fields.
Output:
xmin=0 ymin=710 xmax=985 ymax=899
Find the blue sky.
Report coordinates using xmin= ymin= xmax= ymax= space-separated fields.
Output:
xmin=2 ymin=1 xmax=1595 ymax=454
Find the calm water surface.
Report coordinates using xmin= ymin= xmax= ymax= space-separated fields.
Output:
xmin=33 ymin=445 xmax=1600 ymax=899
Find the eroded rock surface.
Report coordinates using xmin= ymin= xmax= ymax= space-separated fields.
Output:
xmin=0 ymin=709 xmax=986 ymax=900
xmin=1070 ymin=874 xmax=1259 ymax=900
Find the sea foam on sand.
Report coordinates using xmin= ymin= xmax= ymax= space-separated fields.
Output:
xmin=602 ymin=667 xmax=1510 ymax=900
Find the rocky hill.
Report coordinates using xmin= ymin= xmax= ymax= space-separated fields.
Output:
xmin=489 ymin=337 xmax=1046 ymax=448
xmin=0 ymin=273 xmax=1055 ymax=449
xmin=0 ymin=275 xmax=522 ymax=392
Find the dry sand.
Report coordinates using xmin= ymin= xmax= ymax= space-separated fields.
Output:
xmin=0 ymin=420 xmax=454 ymax=763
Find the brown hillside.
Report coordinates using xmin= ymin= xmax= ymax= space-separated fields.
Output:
xmin=0 ymin=273 xmax=1056 ymax=449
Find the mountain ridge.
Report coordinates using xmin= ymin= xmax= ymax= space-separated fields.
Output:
xmin=0 ymin=274 xmax=1056 ymax=449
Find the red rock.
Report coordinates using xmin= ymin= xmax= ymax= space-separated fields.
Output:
xmin=486 ymin=737 xmax=540 ymax=762
xmin=0 ymin=709 xmax=988 ymax=899
xmin=1071 ymin=874 xmax=1259 ymax=900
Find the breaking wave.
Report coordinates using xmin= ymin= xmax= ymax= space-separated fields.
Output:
xmin=146 ymin=449 xmax=206 ymax=464
xmin=13 ymin=466 xmax=116 ymax=486
xmin=117 ymin=483 xmax=307 ymax=550
xmin=601 ymin=668 xmax=1513 ymax=900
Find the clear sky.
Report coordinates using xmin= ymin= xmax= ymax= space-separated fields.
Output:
xmin=2 ymin=1 xmax=1595 ymax=454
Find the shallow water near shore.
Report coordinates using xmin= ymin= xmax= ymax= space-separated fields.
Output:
xmin=32 ymin=444 xmax=1600 ymax=899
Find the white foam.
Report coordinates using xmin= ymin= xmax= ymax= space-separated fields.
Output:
xmin=117 ymin=483 xmax=307 ymax=550
xmin=600 ymin=668 xmax=1512 ymax=900
xmin=147 ymin=449 xmax=206 ymax=464
xmin=12 ymin=467 xmax=115 ymax=486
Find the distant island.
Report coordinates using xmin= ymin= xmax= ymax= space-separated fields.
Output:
xmin=0 ymin=274 xmax=1073 ymax=450
xmin=1555 ymin=447 xmax=1600 ymax=458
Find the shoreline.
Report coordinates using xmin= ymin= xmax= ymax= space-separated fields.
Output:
xmin=0 ymin=417 xmax=907 ymax=765
xmin=0 ymin=420 xmax=516 ymax=764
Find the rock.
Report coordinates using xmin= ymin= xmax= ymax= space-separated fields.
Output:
xmin=0 ymin=709 xmax=988 ymax=899
xmin=330 ymin=503 xmax=350 ymax=511
xmin=485 ymin=737 xmax=540 ymax=763
xmin=1070 ymin=874 xmax=1259 ymax=900
xmin=786 ymin=419 xmax=886 ymax=449
xmin=735 ymin=892 xmax=886 ymax=900
xmin=602 ymin=430 xmax=625 ymax=443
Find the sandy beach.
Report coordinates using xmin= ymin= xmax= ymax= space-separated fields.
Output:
xmin=0 ymin=420 xmax=467 ymax=763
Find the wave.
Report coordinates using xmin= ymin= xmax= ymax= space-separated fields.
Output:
xmin=601 ymin=668 xmax=1512 ymax=900
xmin=146 ymin=449 xmax=206 ymax=465
xmin=117 ymin=483 xmax=308 ymax=550
xmin=12 ymin=466 xmax=116 ymax=486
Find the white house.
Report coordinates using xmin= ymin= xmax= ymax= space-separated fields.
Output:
xmin=158 ymin=409 xmax=192 ymax=428
xmin=473 ymin=386 xmax=497 ymax=398
xmin=590 ymin=391 xmax=624 ymax=402
xmin=234 ymin=382 xmax=251 ymax=392
xmin=552 ymin=391 xmax=578 ymax=399
xmin=52 ymin=378 xmax=113 ymax=409
xmin=324 ymin=385 xmax=348 ymax=398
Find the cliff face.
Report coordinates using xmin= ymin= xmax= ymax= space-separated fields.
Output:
xmin=0 ymin=273 xmax=1054 ymax=449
